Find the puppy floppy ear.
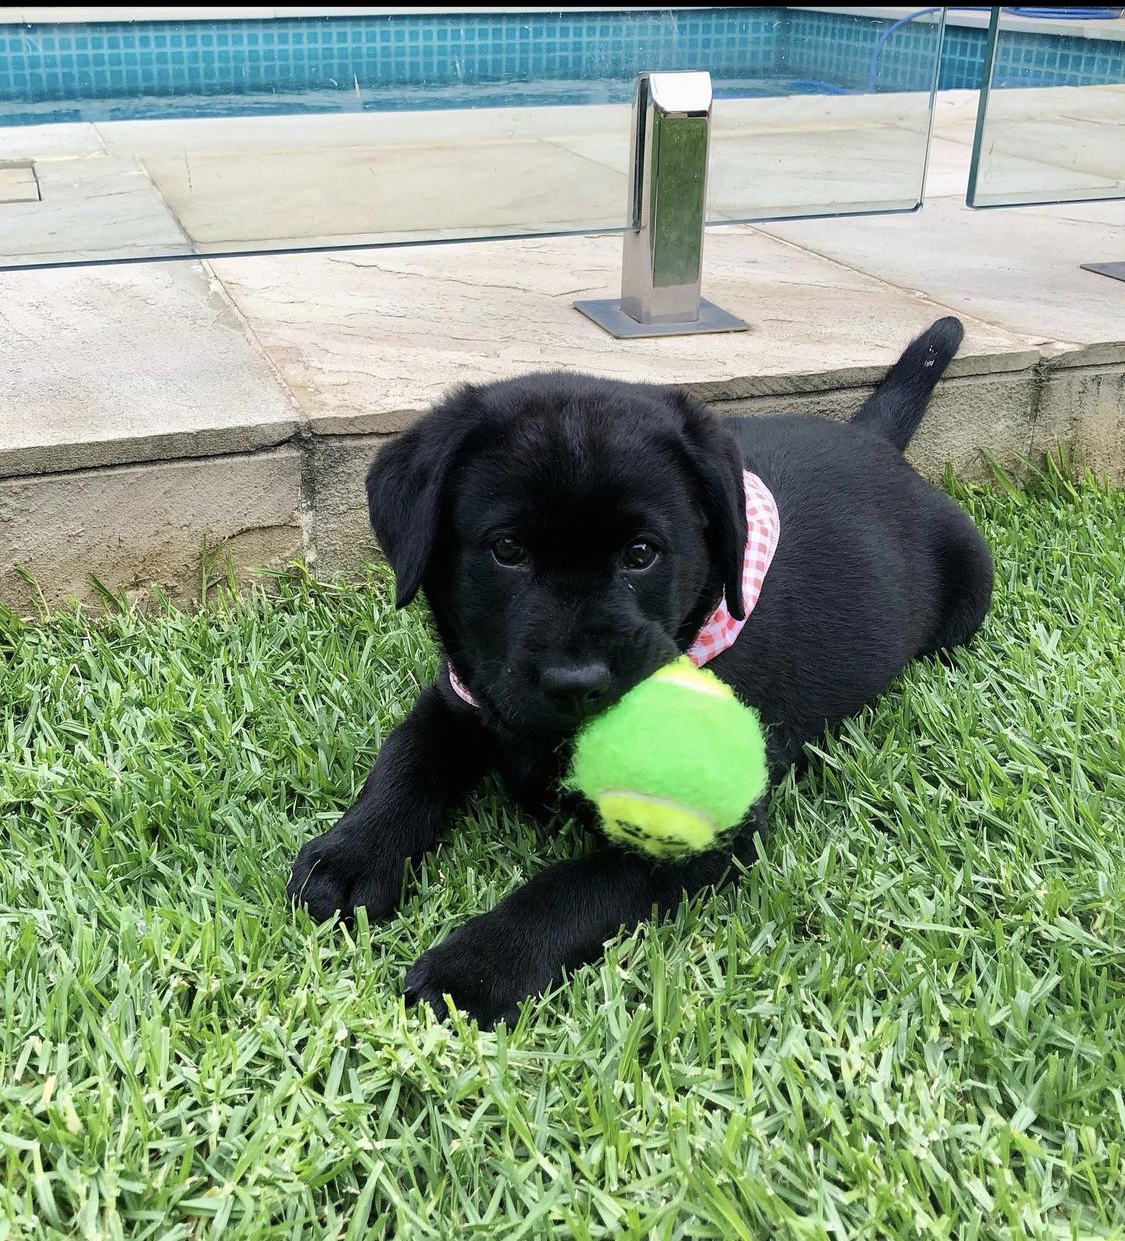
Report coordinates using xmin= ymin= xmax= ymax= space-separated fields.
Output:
xmin=671 ymin=394 xmax=748 ymax=621
xmin=366 ymin=385 xmax=480 ymax=609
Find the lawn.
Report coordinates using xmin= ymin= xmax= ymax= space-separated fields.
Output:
xmin=1 ymin=463 xmax=1123 ymax=1241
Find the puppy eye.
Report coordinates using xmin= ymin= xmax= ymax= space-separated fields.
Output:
xmin=622 ymin=541 xmax=659 ymax=571
xmin=491 ymin=537 xmax=528 ymax=568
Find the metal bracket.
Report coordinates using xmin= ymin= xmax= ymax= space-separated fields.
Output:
xmin=1082 ymin=262 xmax=1125 ymax=284
xmin=576 ymin=71 xmax=747 ymax=339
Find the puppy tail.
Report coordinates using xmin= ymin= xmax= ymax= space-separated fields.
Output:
xmin=850 ymin=316 xmax=964 ymax=452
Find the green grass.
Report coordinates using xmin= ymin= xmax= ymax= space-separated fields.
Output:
xmin=2 ymin=463 xmax=1123 ymax=1241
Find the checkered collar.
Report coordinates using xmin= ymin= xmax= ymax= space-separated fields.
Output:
xmin=446 ymin=469 xmax=780 ymax=709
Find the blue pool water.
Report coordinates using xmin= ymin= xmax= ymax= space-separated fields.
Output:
xmin=0 ymin=8 xmax=1123 ymax=127
xmin=0 ymin=75 xmax=855 ymax=128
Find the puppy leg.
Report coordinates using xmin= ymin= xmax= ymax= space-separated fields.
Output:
xmin=922 ymin=510 xmax=994 ymax=657
xmin=405 ymin=806 xmax=764 ymax=1028
xmin=288 ymin=686 xmax=496 ymax=922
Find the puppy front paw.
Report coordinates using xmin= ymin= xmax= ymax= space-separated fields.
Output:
xmin=405 ymin=913 xmax=559 ymax=1029
xmin=286 ymin=827 xmax=403 ymax=923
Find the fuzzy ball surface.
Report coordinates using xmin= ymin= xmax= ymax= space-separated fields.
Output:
xmin=567 ymin=658 xmax=768 ymax=859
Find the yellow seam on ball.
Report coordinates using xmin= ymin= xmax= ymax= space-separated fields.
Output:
xmin=598 ymin=789 xmax=717 ymax=828
xmin=650 ymin=669 xmax=732 ymax=699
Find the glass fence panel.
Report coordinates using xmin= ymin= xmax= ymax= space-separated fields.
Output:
xmin=714 ymin=7 xmax=945 ymax=222
xmin=2 ymin=7 xmax=946 ymax=270
xmin=967 ymin=7 xmax=1125 ymax=209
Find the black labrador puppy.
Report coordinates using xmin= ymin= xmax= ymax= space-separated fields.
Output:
xmin=288 ymin=316 xmax=993 ymax=1027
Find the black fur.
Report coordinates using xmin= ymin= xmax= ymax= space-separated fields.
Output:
xmin=288 ymin=316 xmax=993 ymax=1028
xmin=851 ymin=315 xmax=963 ymax=450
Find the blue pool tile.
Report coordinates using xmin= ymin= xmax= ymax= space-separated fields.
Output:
xmin=0 ymin=8 xmax=1121 ymax=117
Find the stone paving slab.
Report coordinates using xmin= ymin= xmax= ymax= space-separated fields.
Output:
xmin=0 ymin=161 xmax=37 ymax=203
xmin=0 ymin=155 xmax=189 ymax=264
xmin=0 ymin=260 xmax=302 ymax=476
xmin=760 ymin=196 xmax=1125 ymax=367
xmin=207 ymin=225 xmax=1036 ymax=439
xmin=0 ymin=121 xmax=105 ymax=161
xmin=142 ymin=137 xmax=626 ymax=249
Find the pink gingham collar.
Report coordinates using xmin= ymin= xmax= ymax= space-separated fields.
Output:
xmin=446 ymin=469 xmax=780 ymax=708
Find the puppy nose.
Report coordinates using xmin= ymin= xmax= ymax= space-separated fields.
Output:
xmin=540 ymin=662 xmax=611 ymax=717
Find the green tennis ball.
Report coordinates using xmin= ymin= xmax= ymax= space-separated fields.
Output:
xmin=566 ymin=657 xmax=768 ymax=860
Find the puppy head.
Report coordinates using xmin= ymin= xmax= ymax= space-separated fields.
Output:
xmin=368 ymin=372 xmax=746 ymax=737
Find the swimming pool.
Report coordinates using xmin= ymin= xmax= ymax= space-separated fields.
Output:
xmin=1 ymin=7 xmax=1122 ymax=129
xmin=0 ymin=78 xmax=852 ymax=127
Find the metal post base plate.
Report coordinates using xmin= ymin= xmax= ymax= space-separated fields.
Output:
xmin=1081 ymin=261 xmax=1125 ymax=283
xmin=574 ymin=297 xmax=748 ymax=339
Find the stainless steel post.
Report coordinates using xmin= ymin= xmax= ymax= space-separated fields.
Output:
xmin=575 ymin=70 xmax=747 ymax=338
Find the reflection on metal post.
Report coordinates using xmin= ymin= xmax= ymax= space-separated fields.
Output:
xmin=575 ymin=70 xmax=747 ymax=339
